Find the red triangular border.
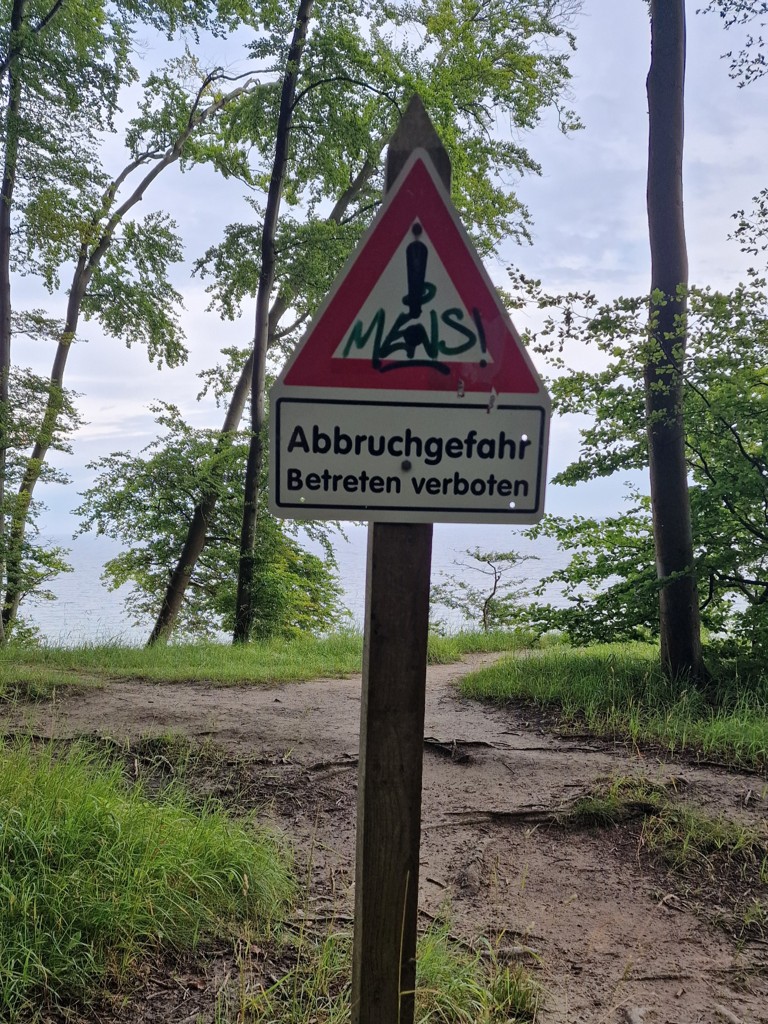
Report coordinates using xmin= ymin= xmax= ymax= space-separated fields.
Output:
xmin=283 ymin=156 xmax=540 ymax=394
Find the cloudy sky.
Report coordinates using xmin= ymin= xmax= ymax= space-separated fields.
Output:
xmin=17 ymin=0 xmax=768 ymax=635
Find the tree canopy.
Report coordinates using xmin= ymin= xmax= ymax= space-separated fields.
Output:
xmin=509 ymin=211 xmax=768 ymax=657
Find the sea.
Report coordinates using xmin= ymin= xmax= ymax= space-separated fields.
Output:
xmin=24 ymin=524 xmax=567 ymax=646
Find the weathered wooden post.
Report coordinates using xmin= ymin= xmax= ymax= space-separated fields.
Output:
xmin=268 ymin=93 xmax=550 ymax=1024
xmin=350 ymin=97 xmax=450 ymax=1024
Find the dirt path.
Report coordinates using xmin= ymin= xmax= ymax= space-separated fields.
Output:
xmin=6 ymin=654 xmax=768 ymax=1023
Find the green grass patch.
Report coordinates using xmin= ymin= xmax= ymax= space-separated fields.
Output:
xmin=0 ymin=633 xmax=365 ymax=687
xmin=460 ymin=644 xmax=768 ymax=768
xmin=557 ymin=772 xmax=768 ymax=938
xmin=1 ymin=629 xmax=532 ymax=698
xmin=643 ymin=805 xmax=768 ymax=879
xmin=235 ymin=922 xmax=540 ymax=1023
xmin=566 ymin=774 xmax=668 ymax=828
xmin=427 ymin=628 xmax=536 ymax=664
xmin=0 ymin=739 xmax=294 ymax=1020
xmin=0 ymin=657 xmax=102 ymax=703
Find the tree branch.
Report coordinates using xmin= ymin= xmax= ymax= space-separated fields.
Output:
xmin=0 ymin=0 xmax=65 ymax=78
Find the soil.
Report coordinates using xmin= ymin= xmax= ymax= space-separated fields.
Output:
xmin=5 ymin=653 xmax=768 ymax=1024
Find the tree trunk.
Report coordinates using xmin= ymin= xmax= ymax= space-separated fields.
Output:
xmin=0 ymin=0 xmax=26 ymax=642
xmin=232 ymin=0 xmax=315 ymax=643
xmin=1 ymin=267 xmax=86 ymax=627
xmin=645 ymin=0 xmax=705 ymax=681
xmin=0 ymin=74 xmax=252 ymax=630
xmin=147 ymin=157 xmax=378 ymax=646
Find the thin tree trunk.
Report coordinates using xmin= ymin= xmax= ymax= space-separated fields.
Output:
xmin=1 ymin=74 xmax=254 ymax=629
xmin=2 ymin=270 xmax=86 ymax=627
xmin=645 ymin=0 xmax=705 ymax=682
xmin=145 ymin=301 xmax=281 ymax=646
xmin=148 ymin=157 xmax=378 ymax=646
xmin=233 ymin=0 xmax=315 ymax=643
xmin=0 ymin=0 xmax=26 ymax=641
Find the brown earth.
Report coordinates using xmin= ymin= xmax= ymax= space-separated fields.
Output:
xmin=5 ymin=653 xmax=768 ymax=1024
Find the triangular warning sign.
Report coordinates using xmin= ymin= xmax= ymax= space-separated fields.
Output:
xmin=281 ymin=151 xmax=543 ymax=395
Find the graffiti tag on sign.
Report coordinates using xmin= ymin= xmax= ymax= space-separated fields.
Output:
xmin=340 ymin=223 xmax=488 ymax=374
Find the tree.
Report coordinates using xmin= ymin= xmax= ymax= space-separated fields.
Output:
xmin=698 ymin=0 xmax=768 ymax=84
xmin=234 ymin=0 xmax=313 ymax=644
xmin=2 ymin=62 xmax=258 ymax=630
xmin=150 ymin=0 xmax=583 ymax=644
xmin=431 ymin=548 xmax=534 ymax=633
xmin=76 ymin=402 xmax=345 ymax=639
xmin=0 ymin=339 xmax=80 ymax=635
xmin=0 ymin=0 xmax=275 ymax=633
xmin=509 ymin=250 xmax=768 ymax=658
xmin=645 ymin=0 xmax=705 ymax=682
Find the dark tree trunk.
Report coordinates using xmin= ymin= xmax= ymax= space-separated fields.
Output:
xmin=0 ymin=73 xmax=250 ymax=631
xmin=147 ymin=158 xmax=377 ymax=647
xmin=645 ymin=0 xmax=705 ymax=682
xmin=232 ymin=0 xmax=313 ymax=643
xmin=0 ymin=0 xmax=26 ymax=642
xmin=145 ymin=308 xmax=275 ymax=646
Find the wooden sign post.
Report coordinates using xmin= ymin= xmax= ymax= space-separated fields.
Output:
xmin=268 ymin=91 xmax=550 ymax=1024
xmin=350 ymin=98 xmax=451 ymax=1024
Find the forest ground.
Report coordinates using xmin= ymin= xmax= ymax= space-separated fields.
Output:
xmin=5 ymin=652 xmax=768 ymax=1024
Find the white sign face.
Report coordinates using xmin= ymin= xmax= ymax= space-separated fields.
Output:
xmin=270 ymin=391 xmax=548 ymax=524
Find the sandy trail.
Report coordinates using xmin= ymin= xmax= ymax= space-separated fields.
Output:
xmin=5 ymin=653 xmax=767 ymax=1023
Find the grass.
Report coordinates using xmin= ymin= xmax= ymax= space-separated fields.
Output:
xmin=0 ymin=628 xmax=532 ymax=697
xmin=234 ymin=921 xmax=540 ymax=1023
xmin=0 ymin=660 xmax=102 ymax=703
xmin=427 ymin=628 xmax=536 ymax=664
xmin=555 ymin=770 xmax=768 ymax=939
xmin=0 ymin=739 xmax=294 ymax=1020
xmin=460 ymin=643 xmax=768 ymax=768
xmin=566 ymin=774 xmax=668 ymax=827
xmin=642 ymin=804 xmax=768 ymax=880
xmin=0 ymin=632 xmax=365 ymax=687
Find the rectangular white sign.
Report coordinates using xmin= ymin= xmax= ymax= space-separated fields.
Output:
xmin=270 ymin=395 xmax=548 ymax=523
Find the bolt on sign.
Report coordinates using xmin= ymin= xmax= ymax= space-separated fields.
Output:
xmin=269 ymin=149 xmax=550 ymax=524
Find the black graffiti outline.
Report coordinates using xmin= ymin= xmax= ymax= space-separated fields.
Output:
xmin=341 ymin=222 xmax=488 ymax=373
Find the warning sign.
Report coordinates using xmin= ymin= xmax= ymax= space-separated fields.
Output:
xmin=269 ymin=149 xmax=550 ymax=524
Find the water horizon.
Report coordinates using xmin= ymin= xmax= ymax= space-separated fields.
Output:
xmin=25 ymin=523 xmax=566 ymax=646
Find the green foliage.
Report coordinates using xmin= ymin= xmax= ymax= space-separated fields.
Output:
xmin=431 ymin=547 xmax=536 ymax=632
xmin=0 ymin=738 xmax=294 ymax=1020
xmin=3 ymin=0 xmax=582 ymax=637
xmin=76 ymin=403 xmax=345 ymax=640
xmin=1 ymin=2 xmax=276 ymax=634
xmin=698 ymin=0 xmax=768 ymax=85
xmin=195 ymin=0 xmax=583 ymax=322
xmin=82 ymin=212 xmax=187 ymax=367
xmin=522 ymin=494 xmax=661 ymax=645
xmin=0 ymin=352 xmax=80 ymax=613
xmin=508 ymin=236 xmax=768 ymax=653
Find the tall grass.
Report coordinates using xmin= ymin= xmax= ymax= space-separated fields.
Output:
xmin=239 ymin=922 xmax=540 ymax=1023
xmin=460 ymin=644 xmax=768 ymax=768
xmin=0 ymin=740 xmax=294 ymax=1019
xmin=1 ymin=632 xmax=365 ymax=686
xmin=427 ymin=628 xmax=536 ymax=664
xmin=1 ymin=629 xmax=532 ymax=695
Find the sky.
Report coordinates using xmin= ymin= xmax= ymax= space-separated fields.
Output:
xmin=14 ymin=0 xmax=768 ymax=637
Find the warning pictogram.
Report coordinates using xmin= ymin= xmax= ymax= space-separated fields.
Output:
xmin=281 ymin=152 xmax=544 ymax=395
